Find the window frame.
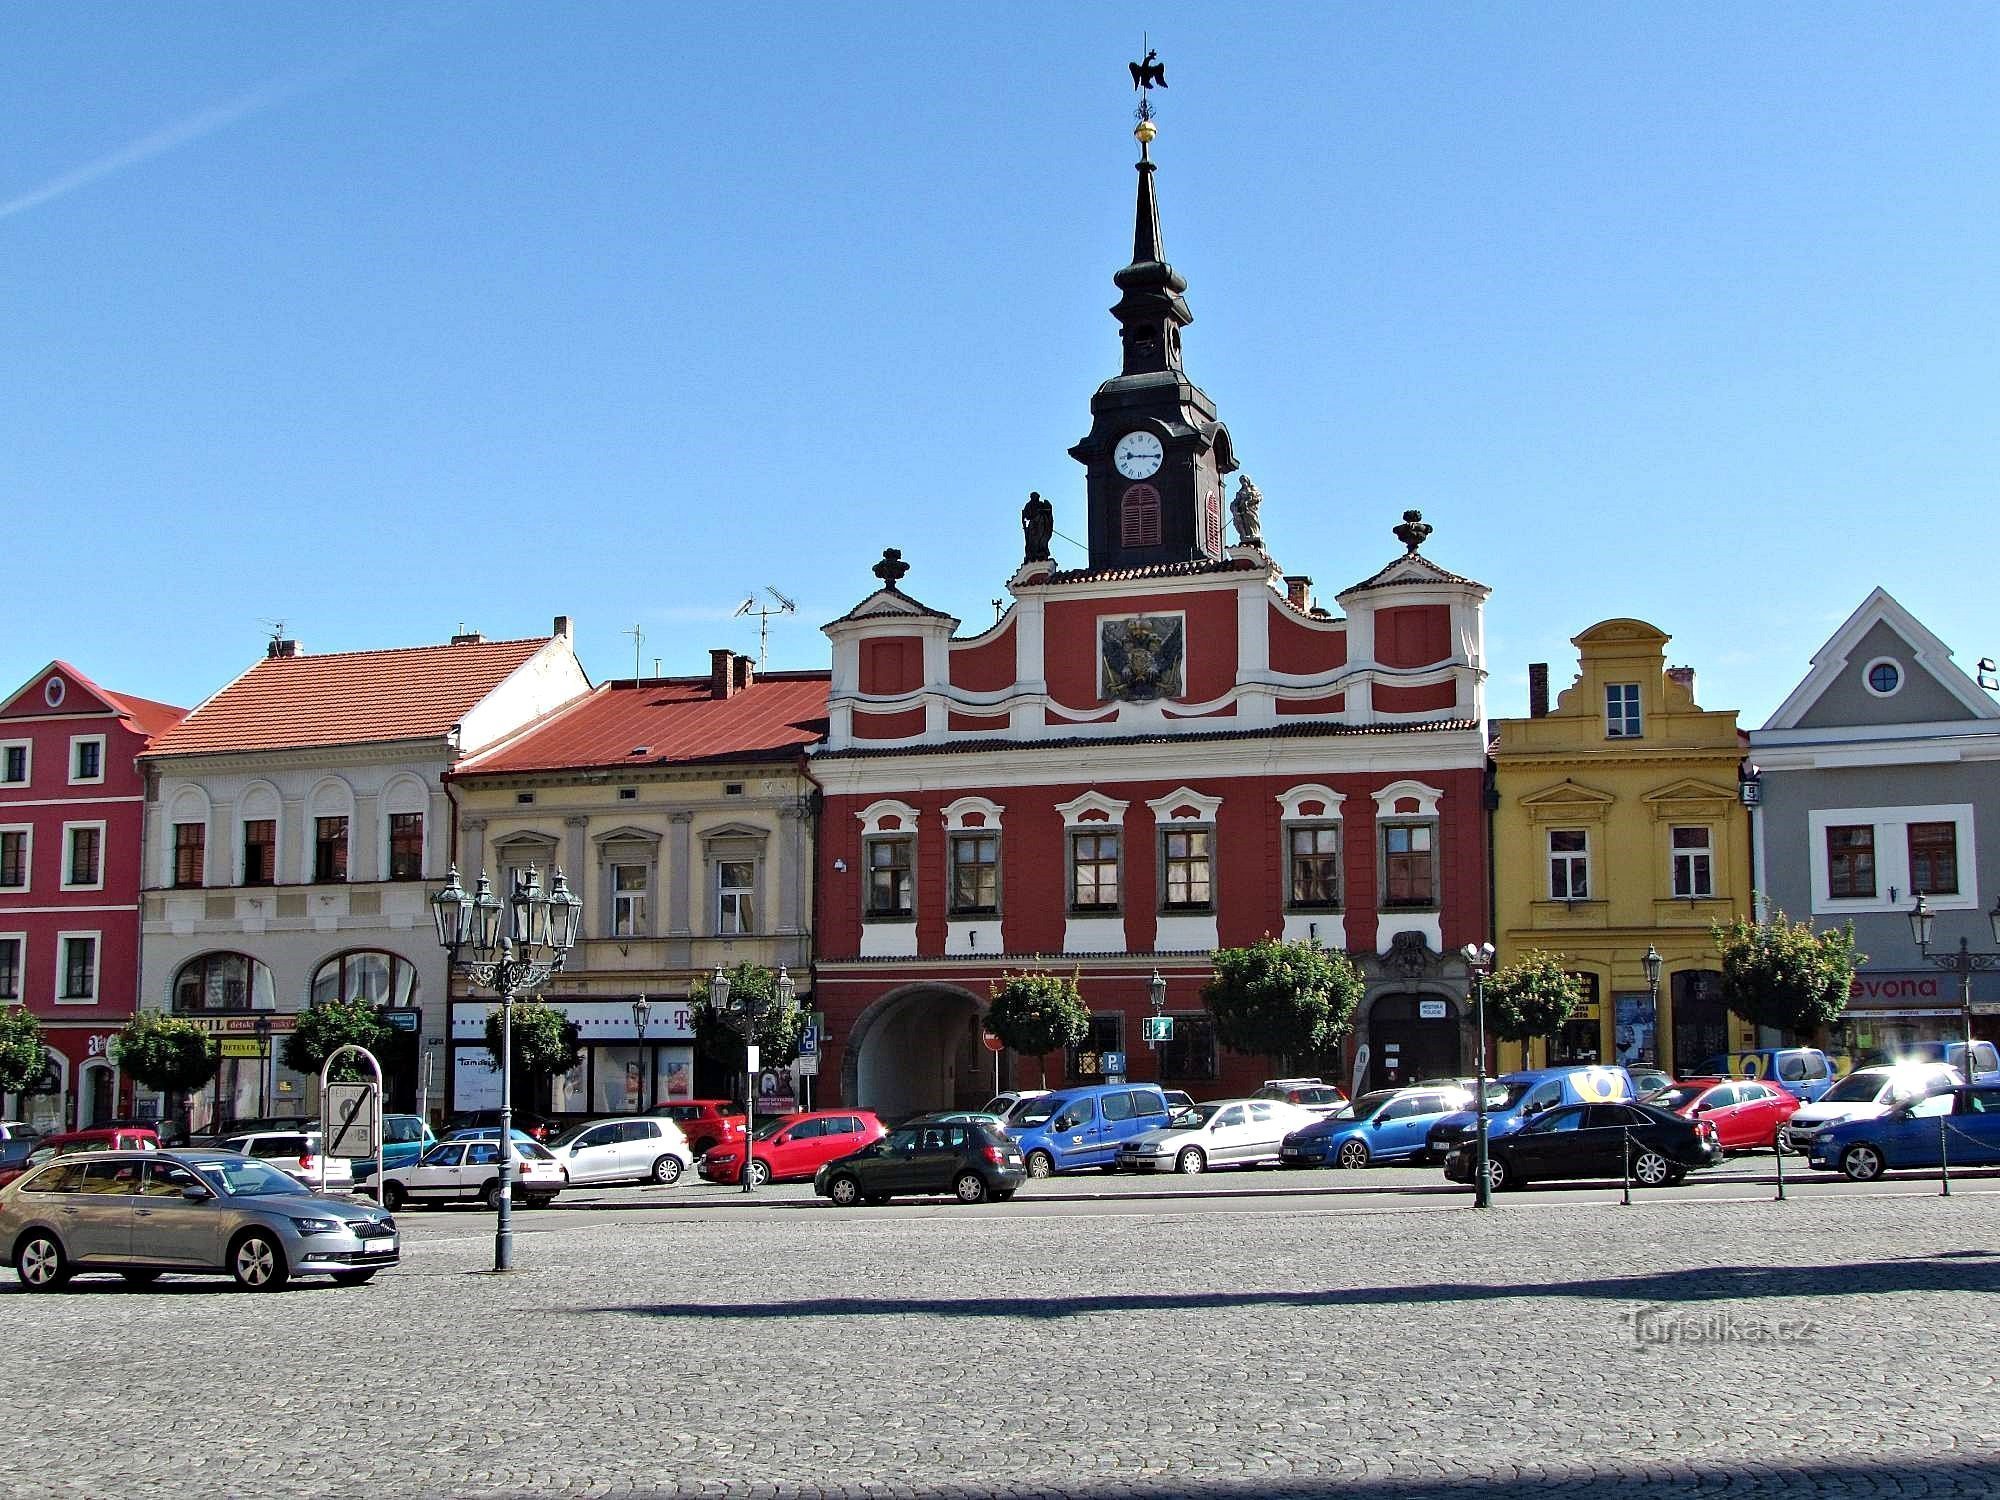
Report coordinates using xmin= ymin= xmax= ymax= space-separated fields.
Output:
xmin=0 ymin=933 xmax=23 ymax=1002
xmin=1158 ymin=825 xmax=1214 ymax=914
xmin=1065 ymin=1013 xmax=1126 ymax=1082
xmin=1604 ymin=683 xmax=1642 ymax=739
xmin=1547 ymin=828 xmax=1589 ymax=902
xmin=1380 ymin=820 xmax=1439 ymax=911
xmin=947 ymin=831 xmax=1000 ymax=917
xmin=717 ymin=859 xmax=756 ymax=936
xmin=611 ymin=862 xmax=651 ymax=939
xmin=1156 ymin=1010 xmax=1218 ymax=1081
xmin=172 ymin=951 xmax=278 ymax=1013
xmin=1825 ymin=824 xmax=1876 ymax=900
xmin=0 ymin=740 xmax=28 ymax=787
xmin=55 ymin=931 xmax=99 ymax=1004
xmin=60 ymin=820 xmax=106 ymax=892
xmin=241 ymin=818 xmax=277 ymax=887
xmin=1907 ymin=821 xmax=1959 ymax=897
xmin=863 ymin=834 xmax=915 ymax=921
xmin=172 ymin=820 xmax=206 ymax=889
xmin=1670 ymin=825 xmax=1715 ymax=899
xmin=1285 ymin=823 xmax=1342 ymax=912
xmin=1068 ymin=828 xmax=1122 ymax=914
xmin=313 ymin=816 xmax=350 ymax=884
xmin=67 ymin=734 xmax=106 ymax=786
xmin=386 ymin=812 xmax=425 ymax=883
xmin=0 ymin=825 xmax=31 ymax=891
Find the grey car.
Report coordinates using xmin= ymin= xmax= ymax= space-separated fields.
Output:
xmin=0 ymin=1148 xmax=399 ymax=1292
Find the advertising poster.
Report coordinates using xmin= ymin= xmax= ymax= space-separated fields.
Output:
xmin=452 ymin=1046 xmax=502 ymax=1111
xmin=656 ymin=1046 xmax=695 ymax=1102
xmin=1614 ymin=993 xmax=1658 ymax=1068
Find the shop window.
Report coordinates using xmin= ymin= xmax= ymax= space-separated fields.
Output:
xmin=310 ymin=951 xmax=417 ymax=1008
xmin=173 ymin=952 xmax=276 ymax=1012
xmin=1549 ymin=974 xmax=1600 ymax=1065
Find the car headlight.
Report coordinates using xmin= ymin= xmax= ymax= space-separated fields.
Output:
xmin=291 ymin=1216 xmax=344 ymax=1235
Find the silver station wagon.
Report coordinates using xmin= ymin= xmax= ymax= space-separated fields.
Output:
xmin=0 ymin=1148 xmax=399 ymax=1292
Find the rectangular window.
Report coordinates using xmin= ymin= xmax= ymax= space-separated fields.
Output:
xmin=1908 ymin=822 xmax=1959 ymax=897
xmin=949 ymin=833 xmax=999 ymax=915
xmin=1826 ymin=825 xmax=1875 ymax=899
xmin=1604 ymin=683 xmax=1642 ymax=739
xmin=313 ymin=817 xmax=348 ymax=883
xmin=243 ymin=820 xmax=276 ymax=886
xmin=1069 ymin=830 xmax=1120 ymax=912
xmin=0 ymin=829 xmax=27 ymax=889
xmin=0 ymin=743 xmax=26 ymax=785
xmin=1548 ymin=829 xmax=1589 ymax=901
xmin=1382 ymin=822 xmax=1437 ymax=908
xmin=173 ymin=822 xmax=205 ymax=887
xmin=387 ymin=813 xmax=425 ymax=882
xmin=612 ymin=864 xmax=649 ymax=937
xmin=1161 ymin=827 xmax=1212 ymax=911
xmin=1287 ymin=826 xmax=1341 ymax=909
xmin=718 ymin=861 xmax=755 ymax=935
xmin=1157 ymin=1012 xmax=1218 ymax=1080
xmin=1066 ymin=1014 xmax=1125 ymax=1081
xmin=0 ymin=937 xmax=21 ymax=1000
xmin=60 ymin=935 xmax=97 ymax=1001
xmin=70 ymin=737 xmax=104 ymax=783
xmin=865 ymin=837 xmax=913 ymax=918
xmin=64 ymin=825 xmax=101 ymax=887
xmin=1671 ymin=826 xmax=1715 ymax=898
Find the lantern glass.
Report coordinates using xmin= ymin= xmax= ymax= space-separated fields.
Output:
xmin=432 ymin=866 xmax=470 ymax=952
xmin=545 ymin=868 xmax=582 ymax=954
xmin=510 ymin=868 xmax=548 ymax=953
xmin=1908 ymin=893 xmax=1935 ymax=951
xmin=1148 ymin=970 xmax=1166 ymax=1012
xmin=709 ymin=965 xmax=732 ymax=1013
xmin=469 ymin=872 xmax=504 ymax=963
xmin=774 ymin=965 xmax=797 ymax=1009
xmin=1641 ymin=945 xmax=1663 ymax=988
xmin=632 ymin=994 xmax=652 ymax=1037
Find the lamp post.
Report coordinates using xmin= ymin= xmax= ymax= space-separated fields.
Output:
xmin=1641 ymin=944 xmax=1663 ymax=1065
xmin=431 ymin=863 xmax=581 ymax=1273
xmin=1460 ymin=942 xmax=1495 ymax=1208
xmin=252 ymin=1015 xmax=272 ymax=1118
xmin=1909 ymin=893 xmax=2000 ymax=1192
xmin=773 ymin=965 xmax=797 ymax=1110
xmin=631 ymin=994 xmax=652 ymax=1112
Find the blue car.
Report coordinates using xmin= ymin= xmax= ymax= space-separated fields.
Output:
xmin=1693 ymin=1048 xmax=1841 ymax=1102
xmin=1425 ymin=1065 xmax=1635 ymax=1161
xmin=1281 ymin=1085 xmax=1473 ymax=1168
xmin=1808 ymin=1084 xmax=2000 ymax=1180
xmin=1007 ymin=1083 xmax=1171 ymax=1177
xmin=1872 ymin=1039 xmax=2000 ymax=1088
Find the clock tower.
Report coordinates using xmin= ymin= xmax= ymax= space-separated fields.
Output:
xmin=1069 ymin=105 xmax=1237 ymax=573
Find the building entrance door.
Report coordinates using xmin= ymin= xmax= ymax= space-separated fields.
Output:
xmin=1368 ymin=995 xmax=1461 ymax=1092
xmin=1671 ymin=970 xmax=1730 ymax=1074
xmin=852 ymin=987 xmax=987 ymax=1118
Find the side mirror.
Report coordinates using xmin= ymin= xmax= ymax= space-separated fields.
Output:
xmin=181 ymin=1185 xmax=213 ymax=1202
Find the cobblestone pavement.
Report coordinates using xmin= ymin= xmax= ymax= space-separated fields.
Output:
xmin=3 ymin=1190 xmax=1997 ymax=1499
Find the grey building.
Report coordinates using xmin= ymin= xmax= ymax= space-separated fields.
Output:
xmin=1750 ymin=588 xmax=2000 ymax=1059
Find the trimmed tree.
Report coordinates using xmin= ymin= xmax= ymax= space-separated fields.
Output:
xmin=985 ymin=970 xmax=1090 ymax=1088
xmin=1483 ymin=950 xmax=1586 ymax=1055
xmin=482 ymin=997 xmax=585 ymax=1104
xmin=691 ymin=963 xmax=806 ymax=1096
xmin=112 ymin=1011 xmax=220 ymax=1096
xmin=0 ymin=1006 xmax=48 ymax=1097
xmin=1713 ymin=910 xmax=1863 ymax=1037
xmin=281 ymin=998 xmax=394 ymax=1082
xmin=1202 ymin=938 xmax=1366 ymax=1075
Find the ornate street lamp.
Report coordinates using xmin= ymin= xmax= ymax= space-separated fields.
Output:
xmin=1460 ymin=942 xmax=1496 ymax=1209
xmin=431 ymin=863 xmax=580 ymax=1272
xmin=1908 ymin=891 xmax=2000 ymax=1093
xmin=631 ymin=994 xmax=652 ymax=1112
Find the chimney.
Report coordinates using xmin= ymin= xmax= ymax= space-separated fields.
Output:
xmin=710 ymin=648 xmax=736 ymax=700
xmin=1284 ymin=575 xmax=1313 ymax=611
xmin=449 ymin=631 xmax=486 ymax=646
xmin=1528 ymin=663 xmax=1549 ymax=718
xmin=552 ymin=614 xmax=572 ymax=640
xmin=1668 ymin=665 xmax=1696 ymax=698
xmin=266 ymin=639 xmax=299 ymax=659
xmin=732 ymin=653 xmax=755 ymax=692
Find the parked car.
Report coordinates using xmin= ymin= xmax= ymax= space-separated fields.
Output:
xmin=815 ymin=1119 xmax=1026 ymax=1205
xmin=0 ymin=1122 xmax=41 ymax=1142
xmin=0 ymin=1137 xmax=39 ymax=1178
xmin=1426 ymin=1066 xmax=1636 ymax=1161
xmin=99 ymin=1115 xmax=187 ymax=1146
xmin=217 ymin=1131 xmax=353 ymax=1194
xmin=982 ymin=1090 xmax=1049 ymax=1122
xmin=548 ymin=1116 xmax=693 ymax=1186
xmin=1651 ymin=1077 xmax=1800 ymax=1151
xmin=444 ymin=1126 xmax=541 ymax=1143
xmin=904 ymin=1110 xmax=1009 ymax=1130
xmin=1808 ymin=1085 xmax=2000 ymax=1180
xmin=1779 ymin=1063 xmax=1965 ymax=1154
xmin=0 ymin=1148 xmax=398 ymax=1291
xmin=443 ymin=1110 xmax=558 ymax=1142
xmin=1872 ymin=1039 xmax=2000 ymax=1088
xmin=1119 ymin=1098 xmax=1320 ymax=1174
xmin=1281 ymin=1085 xmax=1474 ymax=1168
xmin=198 ymin=1115 xmax=315 ymax=1143
xmin=1007 ymin=1083 xmax=1174 ymax=1177
xmin=1628 ymin=1068 xmax=1674 ymax=1100
xmin=1254 ymin=1078 xmax=1350 ymax=1116
xmin=1444 ymin=1101 xmax=1721 ymax=1190
xmin=1692 ymin=1047 xmax=1840 ymax=1102
xmin=375 ymin=1138 xmax=565 ymax=1210
xmin=351 ymin=1114 xmax=436 ymax=1190
xmin=649 ymin=1099 xmax=746 ymax=1158
xmin=699 ymin=1110 xmax=886 ymax=1186
xmin=0 ymin=1127 xmax=159 ymax=1189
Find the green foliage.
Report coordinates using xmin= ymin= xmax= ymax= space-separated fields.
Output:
xmin=692 ymin=963 xmax=806 ymax=1076
xmin=112 ymin=1011 xmax=220 ymax=1094
xmin=0 ymin=1006 xmax=48 ymax=1095
xmin=1202 ymin=939 xmax=1365 ymax=1067
xmin=985 ymin=970 xmax=1091 ymax=1059
xmin=1713 ymin=910 xmax=1863 ymax=1036
xmin=1482 ymin=950 xmax=1586 ymax=1044
xmin=281 ymin=998 xmax=394 ymax=1082
xmin=483 ymin=997 xmax=585 ymax=1085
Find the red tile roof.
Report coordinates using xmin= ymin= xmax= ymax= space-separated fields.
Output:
xmin=1 ymin=661 xmax=186 ymax=738
xmin=147 ymin=637 xmax=553 ymax=757
xmin=100 ymin=689 xmax=189 ymax=740
xmin=455 ymin=672 xmax=830 ymax=776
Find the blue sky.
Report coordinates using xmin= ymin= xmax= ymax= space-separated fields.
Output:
xmin=5 ymin=5 xmax=1996 ymax=725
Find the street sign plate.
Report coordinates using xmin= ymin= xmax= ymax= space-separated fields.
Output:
xmin=383 ymin=1009 xmax=420 ymax=1033
xmin=1142 ymin=1016 xmax=1174 ymax=1043
xmin=1418 ymin=1000 xmax=1449 ymax=1020
xmin=793 ymin=1052 xmax=820 ymax=1077
xmin=324 ymin=1082 xmax=378 ymax=1158
xmin=1101 ymin=1051 xmax=1125 ymax=1075
xmin=798 ymin=1023 xmax=820 ymax=1057
xmin=982 ymin=1030 xmax=1005 ymax=1053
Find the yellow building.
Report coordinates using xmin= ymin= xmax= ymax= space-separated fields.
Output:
xmin=1490 ymin=620 xmax=1753 ymax=1075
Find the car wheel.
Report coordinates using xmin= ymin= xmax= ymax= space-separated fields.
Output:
xmin=1336 ymin=1139 xmax=1370 ymax=1170
xmin=746 ymin=1159 xmax=772 ymax=1188
xmin=1632 ymin=1150 xmax=1672 ymax=1187
xmin=15 ymin=1232 xmax=70 ymax=1291
xmin=331 ymin=1270 xmax=377 ymax=1286
xmin=828 ymin=1175 xmax=863 ymax=1207
xmin=230 ymin=1232 xmax=289 ymax=1292
xmin=1175 ymin=1147 xmax=1206 ymax=1175
xmin=383 ymin=1182 xmax=407 ymax=1212
xmin=954 ymin=1172 xmax=990 ymax=1204
xmin=120 ymin=1269 xmax=164 ymax=1285
xmin=651 ymin=1155 xmax=684 ymax=1186
xmin=1842 ymin=1143 xmax=1885 ymax=1182
xmin=1025 ymin=1151 xmax=1055 ymax=1179
xmin=1480 ymin=1154 xmax=1509 ymax=1192
xmin=480 ymin=1180 xmax=501 ymax=1209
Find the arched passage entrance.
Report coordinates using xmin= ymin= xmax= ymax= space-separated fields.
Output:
xmin=1365 ymin=992 xmax=1464 ymax=1093
xmin=844 ymin=984 xmax=992 ymax=1118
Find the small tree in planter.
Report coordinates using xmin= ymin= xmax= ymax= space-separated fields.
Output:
xmin=1713 ymin=910 xmax=1863 ymax=1038
xmin=112 ymin=1012 xmax=220 ymax=1130
xmin=1202 ymin=938 xmax=1366 ymax=1076
xmin=986 ymin=970 xmax=1090 ymax=1088
xmin=482 ymin=997 xmax=585 ymax=1107
xmin=0 ymin=1006 xmax=48 ymax=1098
xmin=1483 ymin=950 xmax=1586 ymax=1062
xmin=282 ymin=998 xmax=394 ymax=1083
xmin=691 ymin=963 xmax=806 ymax=1096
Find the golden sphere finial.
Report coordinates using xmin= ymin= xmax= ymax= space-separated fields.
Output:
xmin=1135 ymin=118 xmax=1158 ymax=145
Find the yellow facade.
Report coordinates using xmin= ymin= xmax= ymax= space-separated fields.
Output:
xmin=1490 ymin=620 xmax=1754 ymax=1075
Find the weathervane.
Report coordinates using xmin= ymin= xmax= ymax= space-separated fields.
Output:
xmin=1129 ymin=38 xmax=1166 ymax=155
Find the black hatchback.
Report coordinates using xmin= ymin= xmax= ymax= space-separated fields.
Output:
xmin=1444 ymin=1101 xmax=1721 ymax=1191
xmin=814 ymin=1120 xmax=1027 ymax=1206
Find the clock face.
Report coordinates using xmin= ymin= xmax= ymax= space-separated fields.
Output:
xmin=1113 ymin=431 xmax=1165 ymax=480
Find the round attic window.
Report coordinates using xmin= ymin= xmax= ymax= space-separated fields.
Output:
xmin=43 ymin=676 xmax=65 ymax=708
xmin=1863 ymin=658 xmax=1902 ymax=697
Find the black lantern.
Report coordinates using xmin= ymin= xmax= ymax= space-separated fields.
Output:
xmin=468 ymin=872 xmax=504 ymax=965
xmin=431 ymin=865 xmax=471 ymax=952
xmin=773 ymin=966 xmax=797 ymax=1011
xmin=1909 ymin=893 xmax=1936 ymax=951
xmin=632 ymin=993 xmax=652 ymax=1039
xmin=546 ymin=868 xmax=582 ymax=955
xmin=1641 ymin=945 xmax=1663 ymax=991
xmin=508 ymin=867 xmax=546 ymax=952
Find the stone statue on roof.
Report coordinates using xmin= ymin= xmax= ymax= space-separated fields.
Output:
xmin=1230 ymin=475 xmax=1264 ymax=549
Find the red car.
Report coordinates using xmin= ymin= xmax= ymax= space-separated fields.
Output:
xmin=650 ymin=1099 xmax=747 ymax=1158
xmin=698 ymin=1109 xmax=885 ymax=1187
xmin=0 ymin=1126 xmax=158 ymax=1188
xmin=1654 ymin=1077 xmax=1800 ymax=1151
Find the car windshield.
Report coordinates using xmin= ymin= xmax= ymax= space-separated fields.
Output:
xmin=1652 ymin=1085 xmax=1707 ymax=1111
xmin=1170 ymin=1104 xmax=1222 ymax=1128
xmin=519 ymin=1142 xmax=557 ymax=1161
xmin=1820 ymin=1073 xmax=1890 ymax=1104
xmin=1014 ymin=1099 xmax=1060 ymax=1127
xmin=1347 ymin=1091 xmax=1397 ymax=1121
xmin=751 ymin=1117 xmax=790 ymax=1141
xmin=193 ymin=1157 xmax=309 ymax=1197
xmin=383 ymin=1117 xmax=427 ymax=1144
xmin=1488 ymin=1082 xmax=1535 ymax=1110
xmin=548 ymin=1123 xmax=594 ymax=1148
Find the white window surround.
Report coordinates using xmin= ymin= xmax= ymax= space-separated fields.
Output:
xmin=67 ymin=734 xmax=106 ymax=786
xmin=0 ymin=824 xmax=32 ymax=891
xmin=60 ymin=819 xmax=107 ymax=893
xmin=1547 ymin=828 xmax=1590 ymax=902
xmin=0 ymin=739 xmax=29 ymax=786
xmin=1145 ymin=787 xmax=1224 ymax=823
xmin=1372 ymin=780 xmax=1444 ymax=819
xmin=0 ymin=931 xmax=25 ymax=1002
xmin=941 ymin=795 xmax=1005 ymax=832
xmin=1808 ymin=803 xmax=1977 ymax=915
xmin=54 ymin=930 xmax=100 ymax=1005
xmin=1860 ymin=656 xmax=1903 ymax=698
xmin=943 ymin=798 xmax=1003 ymax=956
xmin=854 ymin=799 xmax=921 ymax=837
xmin=164 ymin=784 xmax=211 ymax=886
xmin=1055 ymin=790 xmax=1130 ymax=828
xmin=1275 ymin=784 xmax=1345 ymax=822
xmin=380 ymin=775 xmax=431 ymax=882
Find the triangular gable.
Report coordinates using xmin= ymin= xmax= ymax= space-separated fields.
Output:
xmin=1764 ymin=588 xmax=2000 ymax=730
xmin=1641 ymin=778 xmax=1738 ymax=807
xmin=0 ymin=661 xmax=121 ymax=720
xmin=1338 ymin=552 xmax=1488 ymax=598
xmin=1518 ymin=780 xmax=1617 ymax=810
xmin=823 ymin=587 xmax=959 ymax=629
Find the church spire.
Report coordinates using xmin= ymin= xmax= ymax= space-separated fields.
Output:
xmin=1110 ymin=82 xmax=1191 ymax=378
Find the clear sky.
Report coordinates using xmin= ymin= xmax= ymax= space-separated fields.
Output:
xmin=5 ymin=5 xmax=1996 ymax=726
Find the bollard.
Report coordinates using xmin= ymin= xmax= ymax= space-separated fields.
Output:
xmin=1773 ymin=1129 xmax=1787 ymax=1202
xmin=1620 ymin=1127 xmax=1632 ymax=1207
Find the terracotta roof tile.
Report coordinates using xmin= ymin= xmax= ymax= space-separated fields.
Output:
xmin=148 ymin=637 xmax=552 ymax=757
xmin=1042 ymin=557 xmax=1258 ymax=585
xmin=814 ymin=717 xmax=1480 ymax=760
xmin=455 ymin=671 xmax=830 ymax=776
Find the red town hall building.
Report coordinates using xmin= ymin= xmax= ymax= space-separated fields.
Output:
xmin=808 ymin=118 xmax=1494 ymax=1116
xmin=0 ymin=663 xmax=185 ymax=1132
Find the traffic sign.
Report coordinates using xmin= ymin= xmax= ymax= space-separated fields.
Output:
xmin=1142 ymin=1015 xmax=1175 ymax=1044
xmin=798 ymin=1023 xmax=820 ymax=1057
xmin=982 ymin=1031 xmax=1005 ymax=1053
xmin=324 ymin=1082 xmax=378 ymax=1158
xmin=1101 ymin=1051 xmax=1126 ymax=1076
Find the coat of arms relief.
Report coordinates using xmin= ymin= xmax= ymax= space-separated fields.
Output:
xmin=1101 ymin=615 xmax=1185 ymax=703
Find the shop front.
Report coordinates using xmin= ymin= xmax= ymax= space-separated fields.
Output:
xmin=1829 ymin=969 xmax=2000 ymax=1067
xmin=449 ymin=996 xmax=697 ymax=1124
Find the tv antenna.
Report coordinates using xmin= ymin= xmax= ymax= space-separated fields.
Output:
xmin=732 ymin=586 xmax=798 ymax=670
xmin=622 ymin=622 xmax=645 ymax=679
xmin=258 ymin=617 xmax=288 ymax=648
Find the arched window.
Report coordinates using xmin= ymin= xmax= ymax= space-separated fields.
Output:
xmin=310 ymin=950 xmax=419 ymax=1008
xmin=173 ymin=952 xmax=276 ymax=1012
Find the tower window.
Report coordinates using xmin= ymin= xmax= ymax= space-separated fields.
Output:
xmin=1120 ymin=484 xmax=1162 ymax=547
